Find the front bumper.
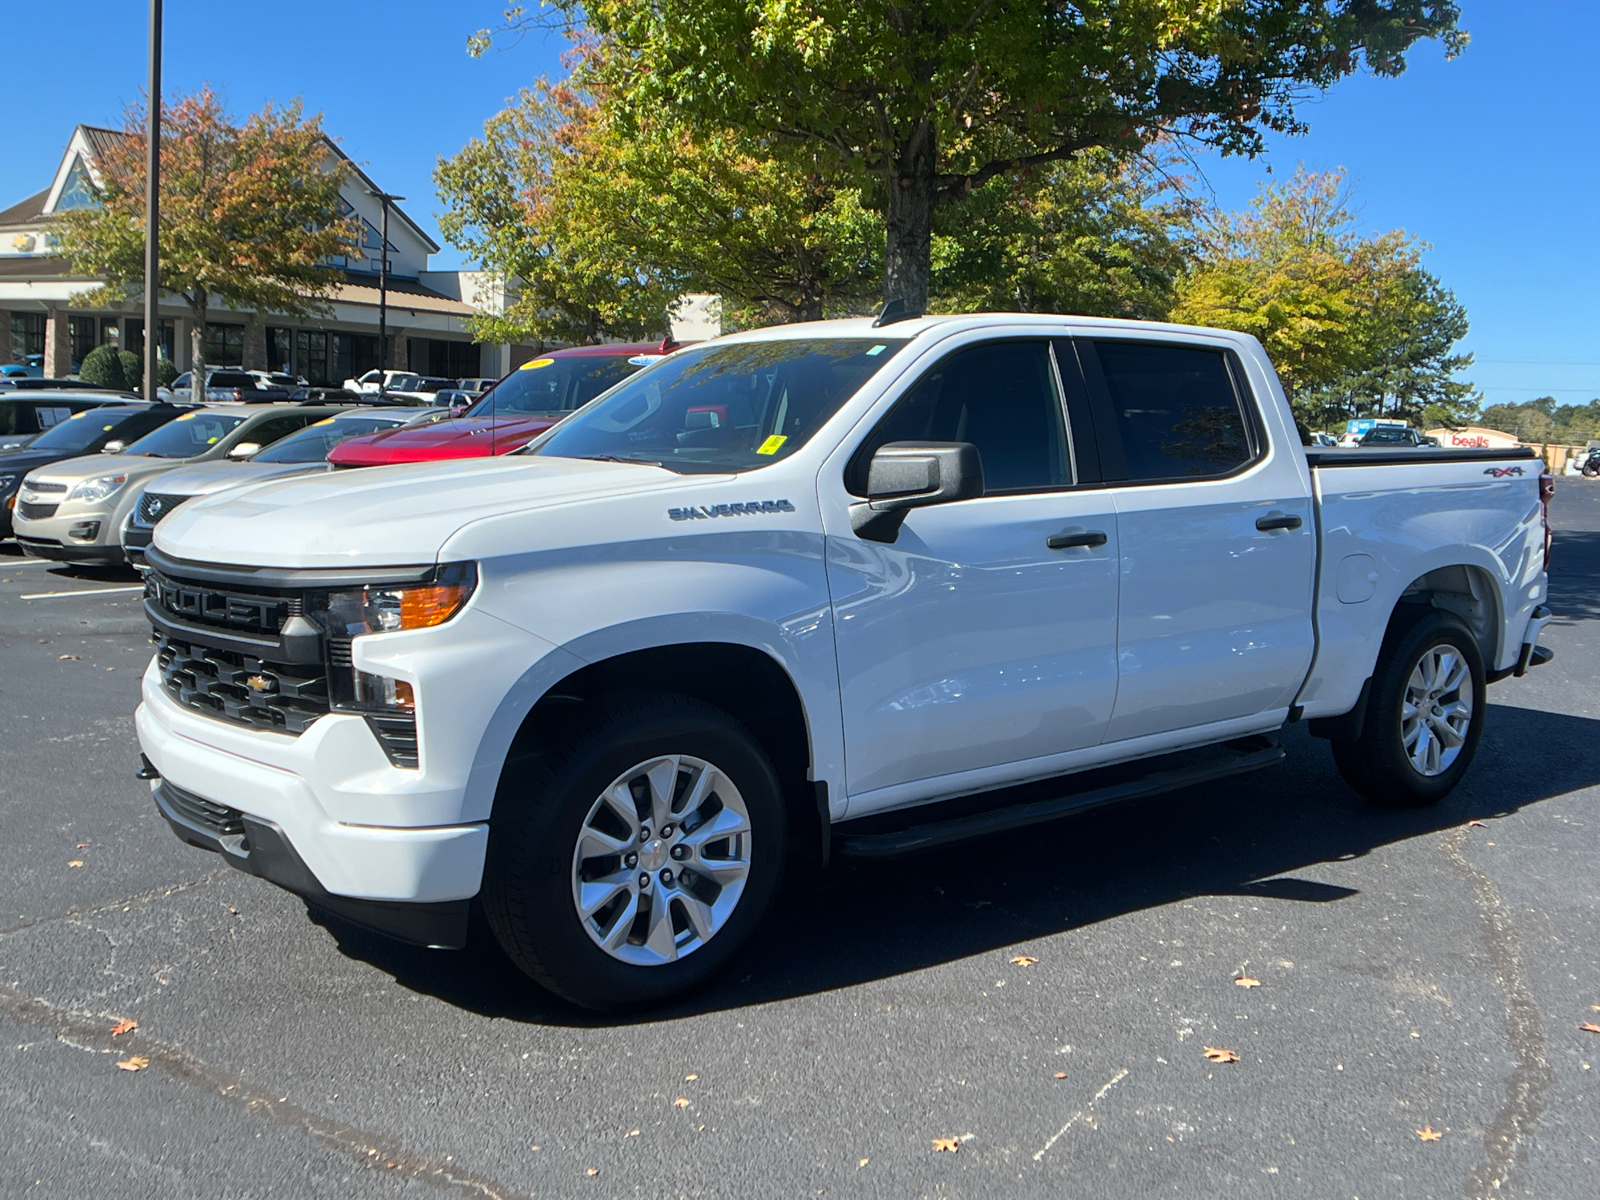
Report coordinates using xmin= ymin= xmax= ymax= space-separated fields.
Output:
xmin=14 ymin=501 xmax=123 ymax=563
xmin=152 ymin=776 xmax=471 ymax=948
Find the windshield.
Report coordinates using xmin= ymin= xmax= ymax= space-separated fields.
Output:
xmin=124 ymin=410 xmax=248 ymax=458
xmin=254 ymin=415 xmax=408 ymax=463
xmin=1363 ymin=427 xmax=1413 ymax=444
xmin=26 ymin=407 xmax=149 ymax=454
xmin=470 ymin=356 xmax=640 ymax=417
xmin=530 ymin=338 xmax=909 ymax=473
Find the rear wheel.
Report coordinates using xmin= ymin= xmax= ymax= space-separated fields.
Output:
xmin=482 ymin=692 xmax=786 ymax=1010
xmin=1331 ymin=608 xmax=1485 ymax=808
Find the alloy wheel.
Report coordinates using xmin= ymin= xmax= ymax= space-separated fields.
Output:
xmin=1400 ymin=643 xmax=1474 ymax=777
xmin=570 ymin=754 xmax=752 ymax=966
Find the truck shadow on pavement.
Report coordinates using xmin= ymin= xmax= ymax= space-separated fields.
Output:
xmin=309 ymin=702 xmax=1597 ymax=1026
xmin=1548 ymin=529 xmax=1600 ymax=620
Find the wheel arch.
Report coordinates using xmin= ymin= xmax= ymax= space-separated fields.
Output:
xmin=1393 ymin=561 xmax=1504 ymax=671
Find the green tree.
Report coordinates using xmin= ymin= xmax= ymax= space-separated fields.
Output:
xmin=54 ymin=87 xmax=356 ymax=404
xmin=436 ymin=62 xmax=883 ymax=342
xmin=477 ymin=1 xmax=1464 ymax=312
xmin=1172 ymin=168 xmax=1475 ymax=430
xmin=930 ymin=148 xmax=1196 ymax=319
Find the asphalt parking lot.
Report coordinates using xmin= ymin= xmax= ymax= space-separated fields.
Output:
xmin=0 ymin=484 xmax=1596 ymax=1200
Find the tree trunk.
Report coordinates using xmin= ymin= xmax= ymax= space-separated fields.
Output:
xmin=189 ymin=290 xmax=207 ymax=405
xmin=883 ymin=128 xmax=937 ymax=315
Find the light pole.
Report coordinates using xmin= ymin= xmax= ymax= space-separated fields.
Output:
xmin=366 ymin=189 xmax=403 ymax=395
xmin=142 ymin=0 xmax=162 ymax=401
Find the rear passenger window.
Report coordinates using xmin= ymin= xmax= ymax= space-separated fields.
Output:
xmin=1093 ymin=341 xmax=1255 ymax=480
xmin=851 ymin=341 xmax=1072 ymax=494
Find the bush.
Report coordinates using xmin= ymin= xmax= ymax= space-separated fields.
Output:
xmin=117 ymin=351 xmax=142 ymax=389
xmin=79 ymin=344 xmax=130 ymax=390
xmin=156 ymin=355 xmax=178 ymax=388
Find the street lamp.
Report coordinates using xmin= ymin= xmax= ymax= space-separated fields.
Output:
xmin=142 ymin=0 xmax=162 ymax=401
xmin=366 ymin=188 xmax=403 ymax=395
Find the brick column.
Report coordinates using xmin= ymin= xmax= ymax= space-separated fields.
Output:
xmin=241 ymin=319 xmax=268 ymax=370
xmin=385 ymin=332 xmax=407 ymax=370
xmin=44 ymin=305 xmax=71 ymax=377
xmin=0 ymin=309 xmax=12 ymax=364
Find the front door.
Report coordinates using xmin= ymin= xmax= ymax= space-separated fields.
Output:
xmin=825 ymin=337 xmax=1121 ymax=814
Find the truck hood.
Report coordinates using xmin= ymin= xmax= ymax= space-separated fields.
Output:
xmin=153 ymin=453 xmax=714 ymax=569
xmin=327 ymin=415 xmax=557 ymax=466
xmin=145 ymin=459 xmax=331 ymax=500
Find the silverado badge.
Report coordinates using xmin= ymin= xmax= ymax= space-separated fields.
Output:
xmin=669 ymin=500 xmax=796 ymax=521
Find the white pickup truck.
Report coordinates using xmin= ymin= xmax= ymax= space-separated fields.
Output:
xmin=135 ymin=314 xmax=1553 ymax=1009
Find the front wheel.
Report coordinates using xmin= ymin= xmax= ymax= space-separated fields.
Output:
xmin=1331 ymin=608 xmax=1486 ymax=808
xmin=482 ymin=692 xmax=786 ymax=1010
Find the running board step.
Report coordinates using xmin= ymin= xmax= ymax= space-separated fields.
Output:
xmin=832 ymin=735 xmax=1286 ymax=859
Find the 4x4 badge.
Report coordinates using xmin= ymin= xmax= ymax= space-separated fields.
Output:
xmin=1483 ymin=466 xmax=1525 ymax=477
xmin=669 ymin=500 xmax=795 ymax=521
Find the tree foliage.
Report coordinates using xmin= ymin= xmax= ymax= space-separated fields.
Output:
xmin=435 ymin=59 xmax=883 ymax=343
xmin=931 ymin=149 xmax=1196 ymax=319
xmin=480 ymin=0 xmax=1465 ymax=311
xmin=1480 ymin=398 xmax=1600 ymax=445
xmin=1172 ymin=168 xmax=1475 ymax=430
xmin=54 ymin=87 xmax=355 ymax=403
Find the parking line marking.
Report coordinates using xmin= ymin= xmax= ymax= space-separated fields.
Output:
xmin=1033 ymin=1068 xmax=1129 ymax=1162
xmin=20 ymin=586 xmax=144 ymax=600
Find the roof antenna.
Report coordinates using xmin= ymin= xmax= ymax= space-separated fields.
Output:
xmin=872 ymin=298 xmax=922 ymax=328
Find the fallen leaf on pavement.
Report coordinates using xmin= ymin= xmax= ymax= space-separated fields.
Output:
xmin=1053 ymin=1071 xmax=1067 ymax=1079
xmin=116 ymin=1056 xmax=149 ymax=1072
xmin=932 ymin=1138 xmax=960 ymax=1153
xmin=1580 ymin=1023 xmax=1600 ymax=1034
xmin=1203 ymin=1047 xmax=1240 ymax=1064
xmin=76 ymin=843 xmax=89 ymax=849
xmin=58 ymin=654 xmax=80 ymax=661
xmin=624 ymin=1129 xmax=639 ymax=1138
xmin=1416 ymin=1125 xmax=1442 ymax=1142
xmin=1011 ymin=955 xmax=1039 ymax=966
xmin=1235 ymin=976 xmax=1261 ymax=988
xmin=684 ymin=1073 xmax=698 ymax=1081
xmin=68 ymin=860 xmax=83 ymax=868
xmin=110 ymin=1019 xmax=137 ymax=1036
xmin=673 ymin=1097 xmax=690 ymax=1108
xmin=1466 ymin=820 xmax=1488 ymax=828
xmin=585 ymin=1167 xmax=599 ymax=1177
xmin=858 ymin=1157 xmax=869 ymax=1167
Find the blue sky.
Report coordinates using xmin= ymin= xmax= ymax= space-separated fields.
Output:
xmin=9 ymin=2 xmax=1594 ymax=409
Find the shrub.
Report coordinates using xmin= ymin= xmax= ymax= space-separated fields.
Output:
xmin=79 ymin=343 xmax=130 ymax=390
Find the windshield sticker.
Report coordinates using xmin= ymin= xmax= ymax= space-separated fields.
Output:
xmin=520 ymin=358 xmax=555 ymax=371
xmin=176 ymin=412 xmax=196 ymax=420
xmin=756 ymin=434 xmax=788 ymax=455
xmin=313 ymin=418 xmax=335 ymax=425
xmin=866 ymin=344 xmax=887 ymax=356
xmin=69 ymin=411 xmax=87 ymax=419
xmin=669 ymin=499 xmax=796 ymax=521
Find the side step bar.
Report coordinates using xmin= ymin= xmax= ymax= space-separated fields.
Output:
xmin=832 ymin=735 xmax=1286 ymax=859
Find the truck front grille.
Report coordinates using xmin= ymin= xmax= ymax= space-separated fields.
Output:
xmin=157 ymin=634 xmax=329 ymax=733
xmin=146 ymin=572 xmax=288 ymax=636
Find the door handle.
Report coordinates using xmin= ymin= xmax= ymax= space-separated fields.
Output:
xmin=1046 ymin=529 xmax=1108 ymax=550
xmin=1255 ymin=513 xmax=1303 ymax=532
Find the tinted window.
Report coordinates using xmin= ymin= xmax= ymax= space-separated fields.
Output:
xmin=26 ymin=406 xmax=160 ymax=454
xmin=1093 ymin=341 xmax=1253 ymax=480
xmin=124 ymin=411 xmax=249 ymax=458
xmin=531 ymin=339 xmax=909 ymax=473
xmin=254 ymin=415 xmax=405 ymax=463
xmin=1361 ymin=427 xmax=1415 ymax=445
xmin=208 ymin=372 xmax=257 ymax=388
xmin=474 ymin=357 xmax=639 ymax=416
xmin=850 ymin=341 xmax=1072 ymax=494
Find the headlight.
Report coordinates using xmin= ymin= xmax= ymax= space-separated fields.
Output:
xmin=67 ymin=473 xmax=128 ymax=504
xmin=321 ymin=561 xmax=478 ymax=637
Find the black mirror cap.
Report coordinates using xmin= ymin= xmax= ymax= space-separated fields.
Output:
xmin=853 ymin=441 xmax=983 ymax=543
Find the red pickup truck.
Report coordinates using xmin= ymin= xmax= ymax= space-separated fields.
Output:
xmin=326 ymin=341 xmax=675 ymax=467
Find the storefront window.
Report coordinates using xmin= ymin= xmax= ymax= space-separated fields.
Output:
xmin=9 ymin=312 xmax=44 ymax=364
xmin=267 ymin=327 xmax=293 ymax=373
xmin=297 ymin=330 xmax=331 ymax=385
xmin=202 ymin=324 xmax=245 ymax=366
xmin=68 ymin=316 xmax=97 ymax=369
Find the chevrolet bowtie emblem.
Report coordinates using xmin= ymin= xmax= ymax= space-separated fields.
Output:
xmin=246 ymin=675 xmax=274 ymax=692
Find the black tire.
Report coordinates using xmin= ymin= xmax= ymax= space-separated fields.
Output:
xmin=482 ymin=691 xmax=787 ymax=1010
xmin=1331 ymin=607 xmax=1486 ymax=808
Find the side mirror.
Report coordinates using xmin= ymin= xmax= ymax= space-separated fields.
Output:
xmin=101 ymin=440 xmax=126 ymax=455
xmin=849 ymin=440 xmax=984 ymax=543
xmin=227 ymin=441 xmax=261 ymax=460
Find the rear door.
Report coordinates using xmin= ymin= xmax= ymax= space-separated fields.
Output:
xmin=1069 ymin=336 xmax=1315 ymax=743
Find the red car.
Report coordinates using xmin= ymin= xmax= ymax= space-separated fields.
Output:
xmin=327 ymin=341 xmax=677 ymax=467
